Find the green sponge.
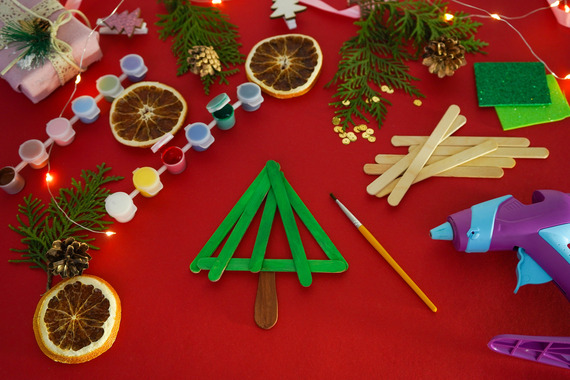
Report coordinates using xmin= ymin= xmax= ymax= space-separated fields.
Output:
xmin=495 ymin=75 xmax=570 ymax=130
xmin=474 ymin=62 xmax=551 ymax=107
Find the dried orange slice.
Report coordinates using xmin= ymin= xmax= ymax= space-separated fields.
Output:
xmin=110 ymin=81 xmax=187 ymax=147
xmin=33 ymin=275 xmax=121 ymax=364
xmin=245 ymin=34 xmax=323 ymax=99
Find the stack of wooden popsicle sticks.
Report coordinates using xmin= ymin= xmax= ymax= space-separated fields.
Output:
xmin=364 ymin=104 xmax=549 ymax=206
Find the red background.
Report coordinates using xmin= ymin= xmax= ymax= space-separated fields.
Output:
xmin=2 ymin=0 xmax=570 ymax=378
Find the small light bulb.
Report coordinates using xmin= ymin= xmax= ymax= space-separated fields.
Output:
xmin=45 ymin=172 xmax=53 ymax=182
xmin=550 ymin=1 xmax=560 ymax=7
xmin=105 ymin=231 xmax=116 ymax=236
xmin=490 ymin=13 xmax=501 ymax=20
xmin=75 ymin=74 xmax=81 ymax=84
xmin=212 ymin=0 xmax=221 ymax=4
xmin=565 ymin=5 xmax=570 ymax=12
xmin=443 ymin=13 xmax=454 ymax=21
xmin=564 ymin=74 xmax=570 ymax=80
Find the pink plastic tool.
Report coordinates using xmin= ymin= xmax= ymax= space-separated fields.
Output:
xmin=488 ymin=334 xmax=570 ymax=369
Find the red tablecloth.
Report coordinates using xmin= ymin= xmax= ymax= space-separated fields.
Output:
xmin=2 ymin=0 xmax=570 ymax=378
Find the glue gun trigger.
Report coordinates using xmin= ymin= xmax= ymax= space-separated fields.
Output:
xmin=514 ymin=247 xmax=552 ymax=293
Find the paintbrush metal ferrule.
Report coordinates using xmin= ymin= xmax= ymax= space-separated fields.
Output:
xmin=330 ymin=193 xmax=361 ymax=228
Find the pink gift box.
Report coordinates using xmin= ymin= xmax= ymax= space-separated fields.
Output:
xmin=0 ymin=0 xmax=102 ymax=103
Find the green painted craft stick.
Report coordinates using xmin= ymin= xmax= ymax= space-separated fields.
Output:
xmin=284 ymin=177 xmax=348 ymax=270
xmin=266 ymin=160 xmax=312 ymax=287
xmin=249 ymin=189 xmax=277 ymax=272
xmin=208 ymin=171 xmax=271 ymax=282
xmin=190 ymin=167 xmax=268 ymax=273
xmin=197 ymin=258 xmax=348 ymax=273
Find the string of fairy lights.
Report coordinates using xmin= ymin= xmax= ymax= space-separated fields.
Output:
xmin=16 ymin=0 xmax=568 ymax=240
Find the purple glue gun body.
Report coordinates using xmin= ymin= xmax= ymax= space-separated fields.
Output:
xmin=430 ymin=190 xmax=570 ymax=300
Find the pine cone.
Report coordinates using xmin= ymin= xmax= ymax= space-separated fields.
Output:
xmin=46 ymin=237 xmax=91 ymax=279
xmin=422 ymin=37 xmax=467 ymax=78
xmin=187 ymin=46 xmax=222 ymax=77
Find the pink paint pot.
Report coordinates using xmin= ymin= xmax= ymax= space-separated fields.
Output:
xmin=161 ymin=146 xmax=186 ymax=174
xmin=46 ymin=117 xmax=75 ymax=146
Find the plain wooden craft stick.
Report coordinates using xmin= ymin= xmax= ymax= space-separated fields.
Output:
xmin=409 ymin=145 xmax=550 ymax=159
xmin=373 ymin=154 xmax=516 ymax=168
xmin=391 ymin=136 xmax=530 ymax=147
xmin=388 ymin=105 xmax=461 ymax=206
xmin=377 ymin=140 xmax=499 ymax=197
xmin=366 ymin=113 xmax=466 ymax=196
xmin=364 ymin=162 xmax=507 ymax=176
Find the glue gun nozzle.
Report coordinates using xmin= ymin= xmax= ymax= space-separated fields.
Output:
xmin=430 ymin=222 xmax=454 ymax=241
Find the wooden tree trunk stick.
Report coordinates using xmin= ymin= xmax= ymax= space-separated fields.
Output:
xmin=254 ymin=272 xmax=278 ymax=330
xmin=388 ymin=105 xmax=461 ymax=206
xmin=376 ymin=140 xmax=499 ymax=197
xmin=366 ymin=113 xmax=466 ymax=196
xmin=391 ymin=136 xmax=530 ymax=147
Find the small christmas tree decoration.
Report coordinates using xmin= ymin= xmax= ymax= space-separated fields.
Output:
xmin=270 ymin=0 xmax=307 ymax=29
xmin=101 ymin=8 xmax=145 ymax=37
xmin=46 ymin=237 xmax=92 ymax=289
xmin=422 ymin=36 xmax=467 ymax=78
xmin=187 ymin=45 xmax=222 ymax=77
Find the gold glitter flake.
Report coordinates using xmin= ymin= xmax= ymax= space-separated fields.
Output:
xmin=413 ymin=99 xmax=423 ymax=106
xmin=332 ymin=116 xmax=341 ymax=125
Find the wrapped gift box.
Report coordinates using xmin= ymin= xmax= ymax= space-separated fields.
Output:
xmin=0 ymin=0 xmax=102 ymax=103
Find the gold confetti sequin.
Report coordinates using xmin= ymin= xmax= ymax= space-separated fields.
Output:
xmin=413 ymin=99 xmax=422 ymax=106
xmin=333 ymin=126 xmax=343 ymax=133
xmin=367 ymin=136 xmax=376 ymax=142
xmin=353 ymin=126 xmax=361 ymax=133
xmin=342 ymin=99 xmax=350 ymax=106
xmin=342 ymin=138 xmax=351 ymax=145
xmin=372 ymin=96 xmax=380 ymax=103
xmin=381 ymin=85 xmax=389 ymax=92
xmin=332 ymin=116 xmax=341 ymax=125
xmin=386 ymin=88 xmax=394 ymax=94
xmin=358 ymin=124 xmax=368 ymax=132
xmin=366 ymin=128 xmax=374 ymax=135
xmin=362 ymin=132 xmax=370 ymax=139
xmin=347 ymin=132 xmax=357 ymax=141
xmin=339 ymin=132 xmax=347 ymax=138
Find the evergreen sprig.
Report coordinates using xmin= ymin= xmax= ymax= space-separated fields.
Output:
xmin=9 ymin=164 xmax=123 ymax=283
xmin=0 ymin=18 xmax=53 ymax=70
xmin=156 ymin=0 xmax=244 ymax=94
xmin=326 ymin=0 xmax=488 ymax=131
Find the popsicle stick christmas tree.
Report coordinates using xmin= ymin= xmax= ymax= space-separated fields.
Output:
xmin=190 ymin=160 xmax=348 ymax=328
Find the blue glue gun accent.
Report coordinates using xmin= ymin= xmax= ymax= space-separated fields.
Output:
xmin=515 ymin=247 xmax=552 ymax=293
xmin=539 ymin=223 xmax=570 ymax=265
xmin=466 ymin=195 xmax=512 ymax=253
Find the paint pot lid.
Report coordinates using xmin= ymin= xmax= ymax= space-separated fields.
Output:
xmin=206 ymin=93 xmax=230 ymax=113
xmin=151 ymin=133 xmax=174 ymax=153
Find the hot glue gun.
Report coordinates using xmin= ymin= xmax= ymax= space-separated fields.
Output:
xmin=430 ymin=190 xmax=570 ymax=300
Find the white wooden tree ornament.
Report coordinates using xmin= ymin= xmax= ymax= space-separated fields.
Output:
xmin=270 ymin=0 xmax=307 ymax=29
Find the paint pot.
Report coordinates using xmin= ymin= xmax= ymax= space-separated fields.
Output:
xmin=161 ymin=146 xmax=186 ymax=174
xmin=46 ymin=117 xmax=75 ymax=146
xmin=132 ymin=167 xmax=163 ymax=197
xmin=185 ymin=122 xmax=214 ymax=151
xmin=105 ymin=192 xmax=137 ymax=223
xmin=71 ymin=95 xmax=100 ymax=124
xmin=0 ymin=166 xmax=25 ymax=194
xmin=207 ymin=93 xmax=235 ymax=130
xmin=18 ymin=139 xmax=49 ymax=169
xmin=237 ymin=82 xmax=264 ymax=111
xmin=120 ymin=54 xmax=148 ymax=82
xmin=96 ymin=74 xmax=124 ymax=102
